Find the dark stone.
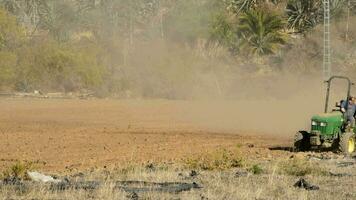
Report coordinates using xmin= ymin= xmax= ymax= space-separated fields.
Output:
xmin=294 ymin=178 xmax=319 ymax=190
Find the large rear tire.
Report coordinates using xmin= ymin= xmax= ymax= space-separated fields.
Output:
xmin=294 ymin=131 xmax=310 ymax=152
xmin=339 ymin=132 xmax=356 ymax=156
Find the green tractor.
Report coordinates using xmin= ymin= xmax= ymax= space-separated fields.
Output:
xmin=295 ymin=76 xmax=356 ymax=156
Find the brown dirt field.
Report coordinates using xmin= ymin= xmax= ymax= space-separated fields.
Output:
xmin=0 ymin=99 xmax=292 ymax=172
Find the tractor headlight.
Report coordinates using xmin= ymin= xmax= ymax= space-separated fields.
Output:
xmin=320 ymin=122 xmax=327 ymax=127
xmin=312 ymin=121 xmax=318 ymax=126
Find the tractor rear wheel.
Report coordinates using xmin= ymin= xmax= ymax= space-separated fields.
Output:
xmin=339 ymin=132 xmax=356 ymax=156
xmin=294 ymin=131 xmax=310 ymax=152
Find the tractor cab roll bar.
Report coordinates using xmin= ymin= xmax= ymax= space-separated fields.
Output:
xmin=324 ymin=76 xmax=354 ymax=113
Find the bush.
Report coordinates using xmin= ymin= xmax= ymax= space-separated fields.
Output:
xmin=184 ymin=148 xmax=244 ymax=170
xmin=279 ymin=158 xmax=327 ymax=176
xmin=0 ymin=51 xmax=17 ymax=89
xmin=15 ymin=39 xmax=106 ymax=92
xmin=0 ymin=8 xmax=25 ymax=51
xmin=248 ymin=164 xmax=263 ymax=175
xmin=2 ymin=162 xmax=33 ymax=180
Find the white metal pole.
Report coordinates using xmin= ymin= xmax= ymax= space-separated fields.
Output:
xmin=323 ymin=0 xmax=331 ymax=81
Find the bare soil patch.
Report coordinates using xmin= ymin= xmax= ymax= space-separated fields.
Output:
xmin=0 ymin=99 xmax=291 ymax=172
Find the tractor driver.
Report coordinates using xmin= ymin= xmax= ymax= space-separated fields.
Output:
xmin=341 ymin=96 xmax=356 ymax=127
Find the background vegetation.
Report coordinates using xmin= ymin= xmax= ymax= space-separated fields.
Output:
xmin=0 ymin=0 xmax=355 ymax=98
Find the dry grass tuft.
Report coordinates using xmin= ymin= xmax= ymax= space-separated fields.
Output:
xmin=278 ymin=158 xmax=328 ymax=176
xmin=248 ymin=164 xmax=263 ymax=175
xmin=184 ymin=148 xmax=244 ymax=170
xmin=1 ymin=162 xmax=33 ymax=180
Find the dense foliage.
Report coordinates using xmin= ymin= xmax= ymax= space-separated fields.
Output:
xmin=0 ymin=0 xmax=355 ymax=97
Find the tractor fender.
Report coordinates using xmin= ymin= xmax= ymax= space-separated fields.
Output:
xmin=299 ymin=130 xmax=309 ymax=136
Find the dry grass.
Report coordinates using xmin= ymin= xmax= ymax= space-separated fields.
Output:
xmin=1 ymin=151 xmax=355 ymax=200
xmin=1 ymin=162 xmax=356 ymax=200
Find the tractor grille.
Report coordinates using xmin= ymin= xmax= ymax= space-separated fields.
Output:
xmin=311 ymin=125 xmax=326 ymax=134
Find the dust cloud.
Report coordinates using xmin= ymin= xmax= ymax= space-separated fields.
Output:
xmin=3 ymin=6 xmax=355 ymax=139
xmin=169 ymin=75 xmax=325 ymax=137
xmin=116 ymin=17 xmax=356 ymax=137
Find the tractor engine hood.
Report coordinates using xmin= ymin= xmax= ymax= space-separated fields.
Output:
xmin=311 ymin=112 xmax=343 ymax=123
xmin=310 ymin=112 xmax=344 ymax=136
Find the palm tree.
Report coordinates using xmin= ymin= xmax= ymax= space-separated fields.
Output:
xmin=286 ymin=0 xmax=322 ymax=33
xmin=238 ymin=10 xmax=286 ymax=56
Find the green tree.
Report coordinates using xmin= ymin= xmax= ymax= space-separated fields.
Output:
xmin=238 ymin=10 xmax=286 ymax=56
xmin=210 ymin=13 xmax=239 ymax=52
xmin=0 ymin=7 xmax=24 ymax=50
xmin=0 ymin=7 xmax=24 ymax=88
xmin=15 ymin=39 xmax=106 ymax=92
xmin=0 ymin=51 xmax=16 ymax=88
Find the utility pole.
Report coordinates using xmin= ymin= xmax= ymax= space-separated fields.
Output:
xmin=345 ymin=0 xmax=351 ymax=41
xmin=323 ymin=0 xmax=331 ymax=81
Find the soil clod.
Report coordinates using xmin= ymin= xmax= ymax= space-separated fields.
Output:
xmin=190 ymin=170 xmax=198 ymax=177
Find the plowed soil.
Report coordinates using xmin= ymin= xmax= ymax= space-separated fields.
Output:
xmin=0 ymin=99 xmax=292 ymax=172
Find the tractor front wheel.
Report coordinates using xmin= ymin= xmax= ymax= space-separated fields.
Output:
xmin=294 ymin=131 xmax=310 ymax=152
xmin=339 ymin=132 xmax=356 ymax=156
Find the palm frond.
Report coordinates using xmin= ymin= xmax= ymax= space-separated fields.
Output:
xmin=238 ymin=10 xmax=286 ymax=56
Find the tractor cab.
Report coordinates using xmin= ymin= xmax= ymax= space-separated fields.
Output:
xmin=295 ymin=76 xmax=356 ymax=155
